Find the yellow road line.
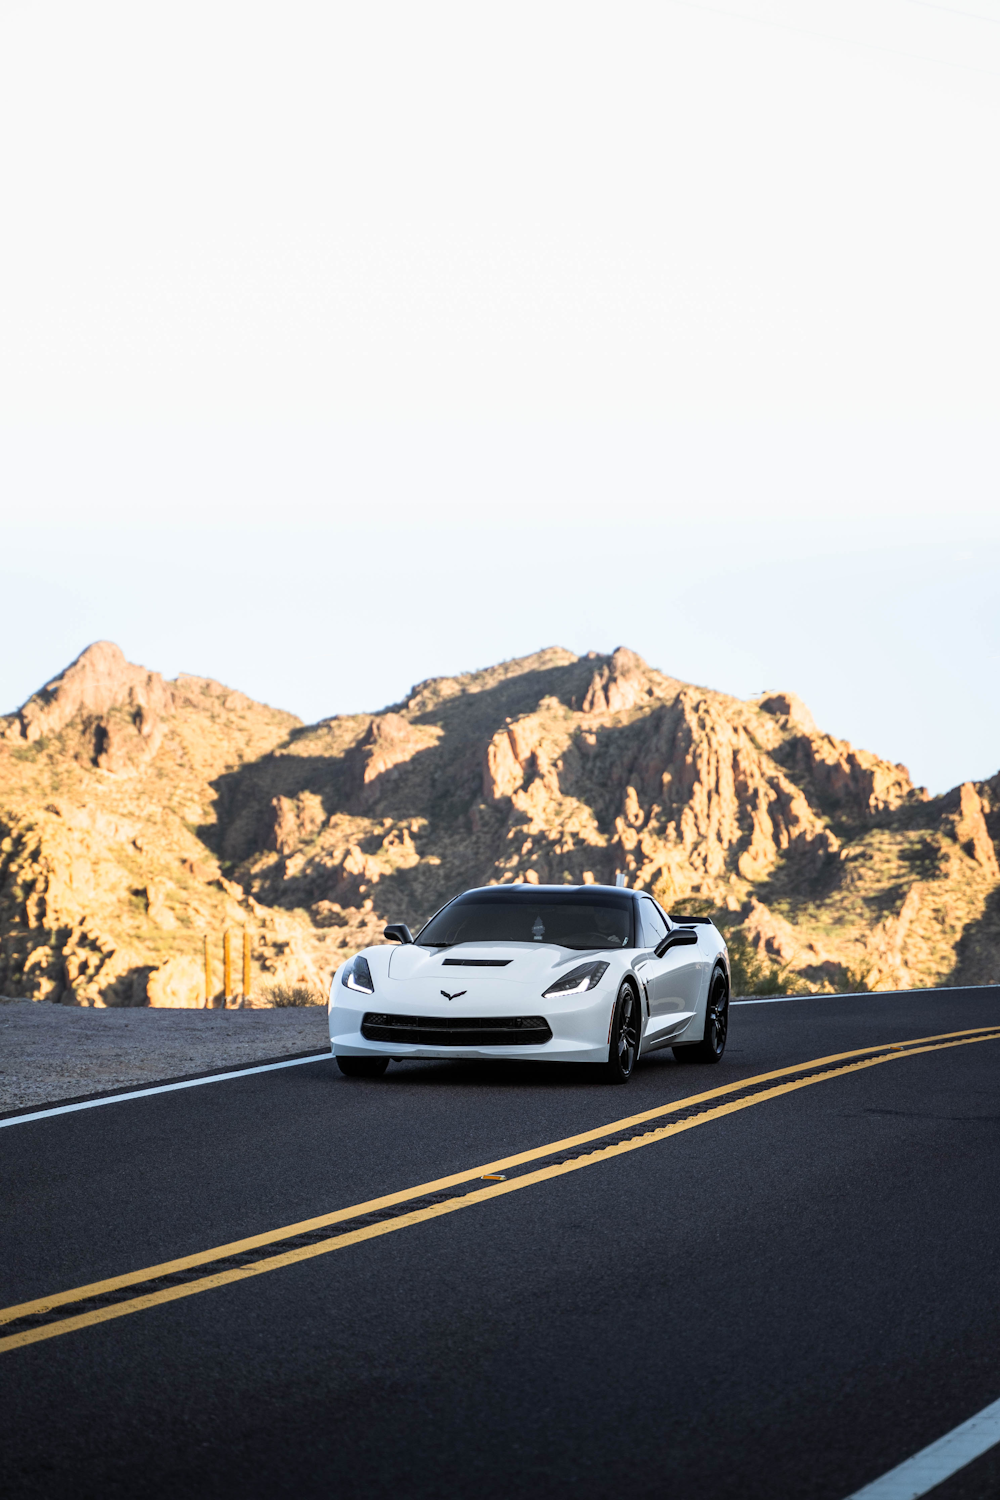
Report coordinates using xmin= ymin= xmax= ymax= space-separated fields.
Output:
xmin=3 ymin=1026 xmax=999 ymax=1355
xmin=5 ymin=1023 xmax=993 ymax=1324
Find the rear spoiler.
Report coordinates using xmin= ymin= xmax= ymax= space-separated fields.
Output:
xmin=668 ymin=914 xmax=715 ymax=926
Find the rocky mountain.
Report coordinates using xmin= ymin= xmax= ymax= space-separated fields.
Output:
xmin=2 ymin=641 xmax=998 ymax=1005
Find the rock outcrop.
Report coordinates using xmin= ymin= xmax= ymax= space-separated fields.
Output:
xmin=2 ymin=641 xmax=175 ymax=777
xmin=1 ymin=640 xmax=998 ymax=1004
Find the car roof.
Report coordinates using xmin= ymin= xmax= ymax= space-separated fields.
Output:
xmin=469 ymin=881 xmax=634 ymax=889
xmin=458 ymin=883 xmax=637 ymax=899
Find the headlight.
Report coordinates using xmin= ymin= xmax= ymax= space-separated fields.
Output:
xmin=542 ymin=960 xmax=609 ymax=997
xmin=342 ymin=955 xmax=375 ymax=994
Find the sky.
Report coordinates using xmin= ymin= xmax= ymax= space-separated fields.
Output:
xmin=1 ymin=0 xmax=998 ymax=794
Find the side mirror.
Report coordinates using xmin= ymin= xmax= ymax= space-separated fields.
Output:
xmin=383 ymin=923 xmax=414 ymax=945
xmin=654 ymin=928 xmax=698 ymax=958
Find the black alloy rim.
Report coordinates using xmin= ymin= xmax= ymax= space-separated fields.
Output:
xmin=708 ymin=977 xmax=729 ymax=1055
xmin=617 ymin=990 xmax=638 ymax=1075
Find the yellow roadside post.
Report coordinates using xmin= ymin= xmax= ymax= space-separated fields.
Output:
xmin=242 ymin=929 xmax=251 ymax=1006
xmin=203 ymin=934 xmax=212 ymax=1009
xmin=223 ymin=930 xmax=233 ymax=1007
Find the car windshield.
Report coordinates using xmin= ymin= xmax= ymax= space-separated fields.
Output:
xmin=417 ymin=889 xmax=634 ymax=950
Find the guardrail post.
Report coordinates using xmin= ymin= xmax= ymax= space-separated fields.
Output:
xmin=204 ymin=934 xmax=212 ymax=1009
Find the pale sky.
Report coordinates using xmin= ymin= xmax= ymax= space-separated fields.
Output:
xmin=1 ymin=1 xmax=998 ymax=793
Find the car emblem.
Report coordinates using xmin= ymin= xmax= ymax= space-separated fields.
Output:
xmin=440 ymin=989 xmax=467 ymax=1001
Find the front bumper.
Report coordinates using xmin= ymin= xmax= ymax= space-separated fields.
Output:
xmin=329 ymin=986 xmax=614 ymax=1065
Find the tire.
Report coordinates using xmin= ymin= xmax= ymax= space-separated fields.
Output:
xmin=336 ymin=1055 xmax=390 ymax=1078
xmin=672 ymin=968 xmax=729 ymax=1065
xmin=602 ymin=982 xmax=641 ymax=1084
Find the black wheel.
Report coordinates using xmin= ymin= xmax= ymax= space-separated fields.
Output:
xmin=673 ymin=968 xmax=729 ymax=1065
xmin=602 ymin=983 xmax=640 ymax=1084
xmin=336 ymin=1055 xmax=390 ymax=1078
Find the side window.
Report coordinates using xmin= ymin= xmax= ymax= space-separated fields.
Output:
xmin=639 ymin=898 xmax=668 ymax=949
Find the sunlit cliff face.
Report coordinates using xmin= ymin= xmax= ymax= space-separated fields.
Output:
xmin=1 ymin=642 xmax=998 ymax=1008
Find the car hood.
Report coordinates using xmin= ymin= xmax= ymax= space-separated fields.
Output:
xmin=386 ymin=942 xmax=613 ymax=988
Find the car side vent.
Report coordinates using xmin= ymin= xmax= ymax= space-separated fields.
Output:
xmin=441 ymin=959 xmax=512 ymax=967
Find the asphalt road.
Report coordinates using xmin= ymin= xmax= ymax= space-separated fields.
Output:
xmin=3 ymin=986 xmax=1000 ymax=1500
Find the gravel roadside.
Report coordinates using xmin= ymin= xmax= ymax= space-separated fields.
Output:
xmin=0 ymin=1000 xmax=331 ymax=1112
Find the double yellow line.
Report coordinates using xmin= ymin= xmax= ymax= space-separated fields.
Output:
xmin=3 ymin=1024 xmax=999 ymax=1356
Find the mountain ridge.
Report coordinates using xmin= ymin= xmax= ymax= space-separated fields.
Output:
xmin=1 ymin=641 xmax=998 ymax=1005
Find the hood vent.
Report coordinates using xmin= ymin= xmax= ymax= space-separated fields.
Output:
xmin=441 ymin=958 xmax=512 ymax=967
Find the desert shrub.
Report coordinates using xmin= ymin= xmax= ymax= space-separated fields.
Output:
xmin=669 ymin=901 xmax=794 ymax=998
xmin=258 ymin=983 xmax=324 ymax=1008
xmin=669 ymin=901 xmax=876 ymax=997
xmin=722 ymin=928 xmax=794 ymax=998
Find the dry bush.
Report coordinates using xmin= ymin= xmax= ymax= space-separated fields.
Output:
xmin=670 ymin=901 xmax=794 ymax=998
xmin=257 ymin=983 xmax=324 ymax=1008
xmin=722 ymin=928 xmax=794 ymax=998
xmin=668 ymin=902 xmax=873 ymax=997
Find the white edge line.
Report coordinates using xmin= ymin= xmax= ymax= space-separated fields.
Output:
xmin=4 ymin=981 xmax=998 ymax=1122
xmin=0 ymin=1053 xmax=334 ymax=1130
xmin=733 ymin=993 xmax=862 ymax=1006
xmin=732 ymin=983 xmax=1000 ymax=1007
xmin=844 ymin=1392 xmax=1000 ymax=1498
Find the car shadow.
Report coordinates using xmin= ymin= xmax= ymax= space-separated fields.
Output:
xmin=357 ymin=1051 xmax=685 ymax=1091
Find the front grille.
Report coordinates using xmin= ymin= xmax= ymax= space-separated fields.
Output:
xmin=361 ymin=1013 xmax=552 ymax=1047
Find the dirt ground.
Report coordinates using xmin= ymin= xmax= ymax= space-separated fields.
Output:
xmin=0 ymin=999 xmax=330 ymax=1112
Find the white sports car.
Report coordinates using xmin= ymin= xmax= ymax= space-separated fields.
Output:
xmin=328 ymin=883 xmax=731 ymax=1084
